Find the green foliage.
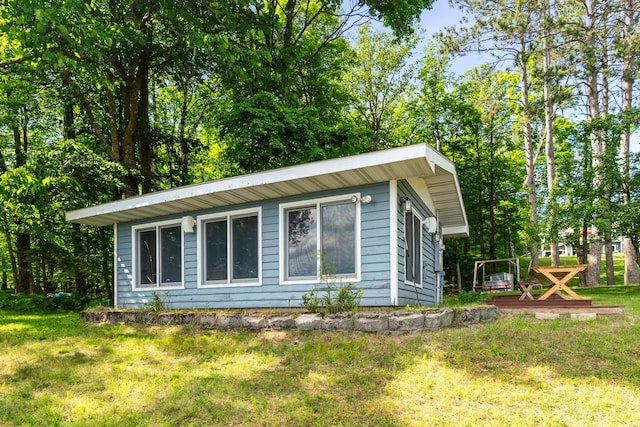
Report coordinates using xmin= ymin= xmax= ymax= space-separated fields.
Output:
xmin=144 ymin=291 xmax=171 ymax=313
xmin=0 ymin=291 xmax=111 ymax=312
xmin=222 ymin=91 xmax=362 ymax=173
xmin=302 ymin=281 xmax=363 ymax=314
xmin=301 ymin=288 xmax=321 ymax=313
xmin=442 ymin=290 xmax=490 ymax=307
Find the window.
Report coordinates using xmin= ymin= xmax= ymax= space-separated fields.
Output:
xmin=135 ymin=223 xmax=182 ymax=288
xmin=200 ymin=210 xmax=260 ymax=286
xmin=405 ymin=210 xmax=422 ymax=286
xmin=283 ymin=196 xmax=359 ymax=282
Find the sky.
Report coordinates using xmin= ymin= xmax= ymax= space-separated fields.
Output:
xmin=414 ymin=0 xmax=640 ymax=152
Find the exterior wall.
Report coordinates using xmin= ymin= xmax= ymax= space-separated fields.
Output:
xmin=114 ymin=182 xmax=392 ymax=309
xmin=396 ymin=180 xmax=440 ymax=307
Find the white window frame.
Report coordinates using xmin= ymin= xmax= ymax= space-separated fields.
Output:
xmin=404 ymin=207 xmax=423 ymax=288
xmin=279 ymin=194 xmax=362 ymax=285
xmin=131 ymin=219 xmax=184 ymax=291
xmin=197 ymin=207 xmax=262 ymax=288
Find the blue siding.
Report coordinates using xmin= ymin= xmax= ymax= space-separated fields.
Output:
xmin=115 ymin=182 xmax=392 ymax=309
xmin=396 ymin=180 xmax=440 ymax=307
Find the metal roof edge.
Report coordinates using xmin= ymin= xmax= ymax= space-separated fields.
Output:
xmin=66 ymin=143 xmax=435 ymax=223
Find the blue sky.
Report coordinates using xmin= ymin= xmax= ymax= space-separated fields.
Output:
xmin=416 ymin=0 xmax=640 ymax=152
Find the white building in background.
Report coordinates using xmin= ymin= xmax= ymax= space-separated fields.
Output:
xmin=539 ymin=228 xmax=624 ymax=258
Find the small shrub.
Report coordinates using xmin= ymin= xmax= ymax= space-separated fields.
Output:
xmin=145 ymin=291 xmax=170 ymax=312
xmin=302 ymin=289 xmax=321 ymax=313
xmin=302 ymin=282 xmax=362 ymax=314
xmin=323 ymin=282 xmax=363 ymax=313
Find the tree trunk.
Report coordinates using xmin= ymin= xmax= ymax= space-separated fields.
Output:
xmin=488 ymin=128 xmax=496 ymax=262
xmin=138 ymin=65 xmax=152 ymax=194
xmin=584 ymin=0 xmax=603 ymax=286
xmin=605 ymin=241 xmax=615 ymax=285
xmin=519 ymin=43 xmax=539 ymax=268
xmin=542 ymin=0 xmax=559 ymax=267
xmin=15 ymin=232 xmax=32 ymax=294
xmin=620 ymin=0 xmax=639 ymax=284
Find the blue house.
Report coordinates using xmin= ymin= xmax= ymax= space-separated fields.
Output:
xmin=66 ymin=143 xmax=468 ymax=309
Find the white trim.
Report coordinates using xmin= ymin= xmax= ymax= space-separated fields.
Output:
xmin=389 ymin=180 xmax=398 ymax=306
xmin=279 ymin=193 xmax=362 ymax=285
xmin=131 ymin=219 xmax=185 ymax=291
xmin=113 ymin=224 xmax=118 ymax=309
xmin=65 ymin=144 xmax=468 ymax=239
xmin=196 ymin=207 xmax=262 ymax=288
xmin=403 ymin=206 xmax=423 ymax=289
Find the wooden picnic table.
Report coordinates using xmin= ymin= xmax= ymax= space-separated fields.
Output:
xmin=528 ymin=264 xmax=589 ymax=300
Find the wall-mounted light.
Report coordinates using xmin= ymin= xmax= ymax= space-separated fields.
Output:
xmin=402 ymin=197 xmax=412 ymax=213
xmin=351 ymin=194 xmax=373 ymax=204
xmin=423 ymin=216 xmax=438 ymax=234
xmin=181 ymin=216 xmax=196 ymax=233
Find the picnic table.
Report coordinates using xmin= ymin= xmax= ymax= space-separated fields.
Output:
xmin=527 ymin=264 xmax=589 ymax=300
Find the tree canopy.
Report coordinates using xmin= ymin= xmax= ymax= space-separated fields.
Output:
xmin=1 ymin=0 xmax=639 ymax=297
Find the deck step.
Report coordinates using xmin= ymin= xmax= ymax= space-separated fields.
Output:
xmin=485 ymin=294 xmax=623 ymax=315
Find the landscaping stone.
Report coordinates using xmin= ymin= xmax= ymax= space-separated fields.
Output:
xmin=80 ymin=306 xmax=499 ymax=333
xmin=424 ymin=309 xmax=455 ymax=329
xmin=177 ymin=312 xmax=197 ymax=325
xmin=454 ymin=306 xmax=498 ymax=325
xmin=218 ymin=314 xmax=245 ymax=330
xmin=354 ymin=312 xmax=388 ymax=332
xmin=295 ymin=313 xmax=324 ymax=330
xmin=388 ymin=311 xmax=425 ymax=331
xmin=122 ymin=312 xmax=139 ymax=324
xmin=268 ymin=314 xmax=296 ymax=330
xmin=107 ymin=311 xmax=124 ymax=324
xmin=155 ymin=313 xmax=176 ymax=325
xmin=571 ymin=313 xmax=597 ymax=321
xmin=242 ymin=315 xmax=269 ymax=330
xmin=323 ymin=312 xmax=354 ymax=331
xmin=535 ymin=312 xmax=560 ymax=320
xmin=199 ymin=313 xmax=218 ymax=328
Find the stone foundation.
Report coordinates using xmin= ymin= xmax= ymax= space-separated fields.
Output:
xmin=80 ymin=306 xmax=499 ymax=333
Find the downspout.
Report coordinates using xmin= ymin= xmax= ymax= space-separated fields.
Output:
xmin=113 ymin=224 xmax=118 ymax=309
xmin=389 ymin=180 xmax=398 ymax=306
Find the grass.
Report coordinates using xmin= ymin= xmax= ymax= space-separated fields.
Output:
xmin=2 ymin=286 xmax=640 ymax=426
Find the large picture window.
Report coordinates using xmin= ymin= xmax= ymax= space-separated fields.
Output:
xmin=135 ymin=223 xmax=182 ymax=288
xmin=201 ymin=211 xmax=260 ymax=286
xmin=405 ymin=210 xmax=422 ymax=286
xmin=283 ymin=196 xmax=359 ymax=282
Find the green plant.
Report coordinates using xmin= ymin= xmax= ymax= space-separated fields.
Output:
xmin=322 ymin=281 xmax=363 ymax=313
xmin=301 ymin=289 xmax=321 ymax=313
xmin=144 ymin=291 xmax=170 ymax=312
xmin=442 ymin=290 xmax=490 ymax=307
xmin=302 ymin=281 xmax=363 ymax=314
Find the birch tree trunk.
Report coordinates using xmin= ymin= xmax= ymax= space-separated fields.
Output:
xmin=620 ymin=0 xmax=640 ymax=284
xmin=542 ymin=0 xmax=559 ymax=266
xmin=584 ymin=0 xmax=603 ymax=286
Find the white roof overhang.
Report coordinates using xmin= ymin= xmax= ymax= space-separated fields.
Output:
xmin=66 ymin=143 xmax=469 ymax=237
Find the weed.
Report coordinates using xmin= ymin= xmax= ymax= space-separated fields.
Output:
xmin=144 ymin=291 xmax=170 ymax=312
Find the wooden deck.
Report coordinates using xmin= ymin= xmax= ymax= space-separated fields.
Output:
xmin=485 ymin=294 xmax=624 ymax=315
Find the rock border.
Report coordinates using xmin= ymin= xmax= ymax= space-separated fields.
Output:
xmin=80 ymin=305 xmax=499 ymax=333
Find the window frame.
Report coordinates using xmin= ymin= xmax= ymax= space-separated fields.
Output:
xmin=132 ymin=219 xmax=184 ymax=291
xmin=404 ymin=207 xmax=423 ymax=288
xmin=279 ymin=194 xmax=362 ymax=285
xmin=197 ymin=207 xmax=262 ymax=288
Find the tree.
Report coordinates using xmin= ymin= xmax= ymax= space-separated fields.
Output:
xmin=345 ymin=23 xmax=417 ymax=151
xmin=441 ymin=0 xmax=543 ymax=268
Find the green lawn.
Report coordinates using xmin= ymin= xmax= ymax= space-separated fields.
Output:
xmin=2 ymin=285 xmax=640 ymax=426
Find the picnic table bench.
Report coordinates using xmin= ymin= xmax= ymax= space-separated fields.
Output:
xmin=526 ymin=264 xmax=588 ymax=300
